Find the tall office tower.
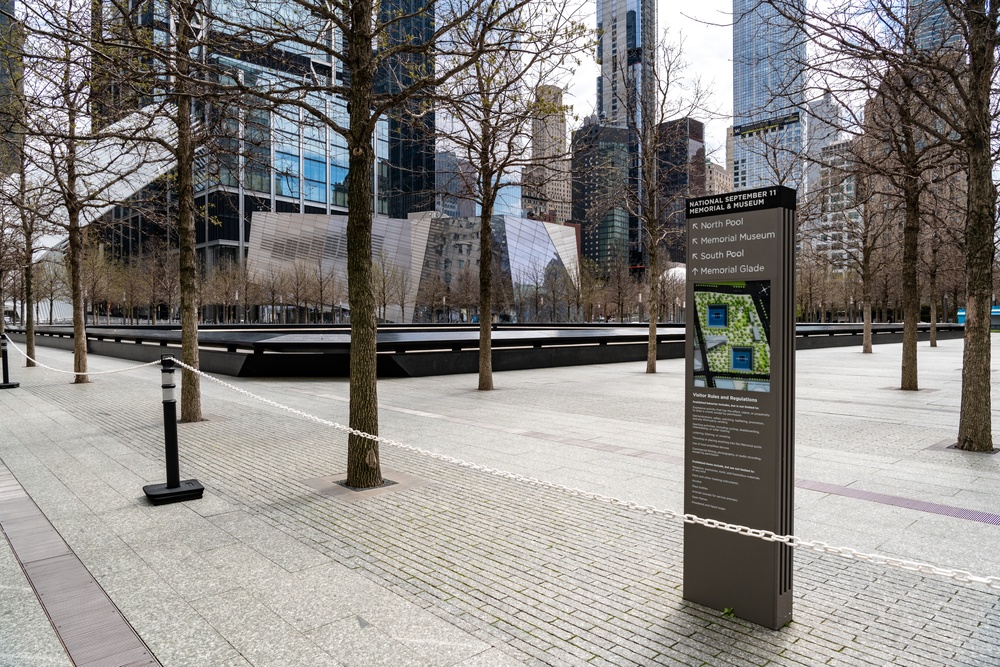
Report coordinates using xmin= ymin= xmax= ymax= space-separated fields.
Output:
xmin=93 ymin=1 xmax=390 ymax=269
xmin=805 ymin=91 xmax=844 ymax=195
xmin=379 ymin=0 xmax=436 ymax=218
xmin=731 ymin=0 xmax=806 ymax=191
xmin=656 ymin=117 xmax=706 ymax=262
xmin=572 ymin=116 xmax=629 ymax=270
xmin=596 ymin=0 xmax=655 ymax=266
xmin=0 ymin=0 xmax=22 ymax=176
xmin=596 ymin=0 xmax=654 ymax=126
xmin=815 ymin=138 xmax=859 ymax=271
xmin=524 ymin=85 xmax=571 ymax=222
xmin=909 ymin=0 xmax=962 ymax=51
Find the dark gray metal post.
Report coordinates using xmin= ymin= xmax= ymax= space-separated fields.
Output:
xmin=161 ymin=358 xmax=180 ymax=489
xmin=143 ymin=355 xmax=203 ymax=505
xmin=683 ymin=187 xmax=796 ymax=630
xmin=0 ymin=337 xmax=19 ymax=389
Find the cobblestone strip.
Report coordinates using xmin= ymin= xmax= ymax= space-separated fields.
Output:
xmin=17 ymin=374 xmax=1000 ymax=667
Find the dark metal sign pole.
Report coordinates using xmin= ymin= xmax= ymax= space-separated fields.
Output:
xmin=682 ymin=186 xmax=796 ymax=630
xmin=143 ymin=356 xmax=203 ymax=505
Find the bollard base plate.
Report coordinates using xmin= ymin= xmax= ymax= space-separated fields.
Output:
xmin=0 ymin=382 xmax=18 ymax=389
xmin=143 ymin=479 xmax=204 ymax=505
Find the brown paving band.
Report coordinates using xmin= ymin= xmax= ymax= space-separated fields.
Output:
xmin=795 ymin=478 xmax=1000 ymax=526
xmin=0 ymin=460 xmax=160 ymax=667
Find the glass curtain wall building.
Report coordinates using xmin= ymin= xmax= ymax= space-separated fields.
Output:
xmin=731 ymin=0 xmax=805 ymax=191
xmin=378 ymin=0 xmax=436 ymax=218
xmin=595 ymin=0 xmax=655 ymax=267
xmin=656 ymin=117 xmax=706 ymax=263
xmin=572 ymin=118 xmax=629 ymax=270
xmin=95 ymin=0 xmax=390 ymax=270
xmin=909 ymin=0 xmax=962 ymax=51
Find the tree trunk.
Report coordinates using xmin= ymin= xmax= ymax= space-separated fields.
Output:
xmin=862 ymin=286 xmax=873 ymax=354
xmin=900 ymin=186 xmax=919 ymax=390
xmin=956 ymin=0 xmax=996 ymax=452
xmin=68 ymin=209 xmax=88 ymax=382
xmin=175 ymin=7 xmax=202 ymax=423
xmin=344 ymin=3 xmax=382 ymax=487
xmin=646 ymin=243 xmax=657 ymax=373
xmin=23 ymin=236 xmax=35 ymax=368
xmin=478 ymin=211 xmax=494 ymax=390
xmin=928 ymin=263 xmax=938 ymax=348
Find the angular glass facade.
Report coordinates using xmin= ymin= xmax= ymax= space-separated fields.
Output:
xmin=732 ymin=0 xmax=806 ymax=191
xmin=248 ymin=213 xmax=580 ymax=323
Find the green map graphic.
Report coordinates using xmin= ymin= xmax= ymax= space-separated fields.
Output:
xmin=692 ymin=281 xmax=771 ymax=390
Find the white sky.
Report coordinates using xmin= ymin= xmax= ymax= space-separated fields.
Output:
xmin=563 ymin=0 xmax=734 ymax=164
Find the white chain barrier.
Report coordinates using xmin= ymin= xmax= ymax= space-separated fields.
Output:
xmin=166 ymin=356 xmax=1000 ymax=592
xmin=3 ymin=333 xmax=163 ymax=376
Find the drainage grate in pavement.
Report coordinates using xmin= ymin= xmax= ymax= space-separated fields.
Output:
xmin=0 ymin=461 xmax=161 ymax=667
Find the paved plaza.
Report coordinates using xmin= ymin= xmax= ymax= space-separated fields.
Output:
xmin=1 ymin=337 xmax=999 ymax=666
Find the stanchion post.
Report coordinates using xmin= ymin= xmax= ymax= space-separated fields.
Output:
xmin=0 ymin=336 xmax=19 ymax=389
xmin=143 ymin=355 xmax=203 ymax=505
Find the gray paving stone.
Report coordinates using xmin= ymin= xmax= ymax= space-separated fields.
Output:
xmin=2 ymin=341 xmax=1000 ymax=666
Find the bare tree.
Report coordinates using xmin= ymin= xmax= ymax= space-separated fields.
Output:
xmin=372 ymin=249 xmax=397 ymax=321
xmin=765 ymin=0 xmax=997 ymax=448
xmin=415 ymin=270 xmax=447 ymax=322
xmin=576 ymin=257 xmax=603 ymax=322
xmin=255 ymin=266 xmax=287 ymax=325
xmin=596 ymin=31 xmax=711 ymax=370
xmin=312 ymin=258 xmax=339 ymax=324
xmin=14 ymin=0 xmax=175 ymax=382
xmin=436 ymin=1 xmax=587 ymax=388
xmin=240 ymin=0 xmax=546 ymax=486
xmin=390 ymin=263 xmax=413 ymax=323
xmin=33 ymin=256 xmax=66 ymax=325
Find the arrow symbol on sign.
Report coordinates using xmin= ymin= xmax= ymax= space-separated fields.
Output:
xmin=692 ymin=268 xmax=699 ymax=275
xmin=691 ymin=253 xmax=699 ymax=260
xmin=691 ymin=237 xmax=699 ymax=244
xmin=691 ymin=223 xmax=699 ymax=230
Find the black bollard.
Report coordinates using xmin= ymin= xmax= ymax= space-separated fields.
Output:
xmin=0 ymin=337 xmax=19 ymax=389
xmin=143 ymin=355 xmax=203 ymax=505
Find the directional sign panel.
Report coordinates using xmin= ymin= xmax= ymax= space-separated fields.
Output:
xmin=683 ymin=186 xmax=796 ymax=630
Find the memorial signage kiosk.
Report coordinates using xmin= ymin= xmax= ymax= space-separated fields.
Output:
xmin=683 ymin=186 xmax=796 ymax=630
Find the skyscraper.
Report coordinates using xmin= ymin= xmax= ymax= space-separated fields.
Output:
xmin=909 ymin=0 xmax=962 ymax=52
xmin=379 ymin=0 xmax=436 ymax=218
xmin=805 ymin=90 xmax=844 ymax=195
xmin=656 ymin=117 xmax=706 ymax=263
xmin=596 ymin=0 xmax=655 ymax=266
xmin=595 ymin=0 xmax=654 ymax=126
xmin=572 ymin=117 xmax=629 ymax=269
xmin=524 ymin=85 xmax=571 ymax=222
xmin=731 ymin=0 xmax=806 ymax=191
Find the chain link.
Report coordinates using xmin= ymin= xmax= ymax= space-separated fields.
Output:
xmin=165 ymin=356 xmax=999 ymax=591
xmin=3 ymin=334 xmax=162 ymax=376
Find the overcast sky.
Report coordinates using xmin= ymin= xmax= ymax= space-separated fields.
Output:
xmin=563 ymin=0 xmax=734 ymax=164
